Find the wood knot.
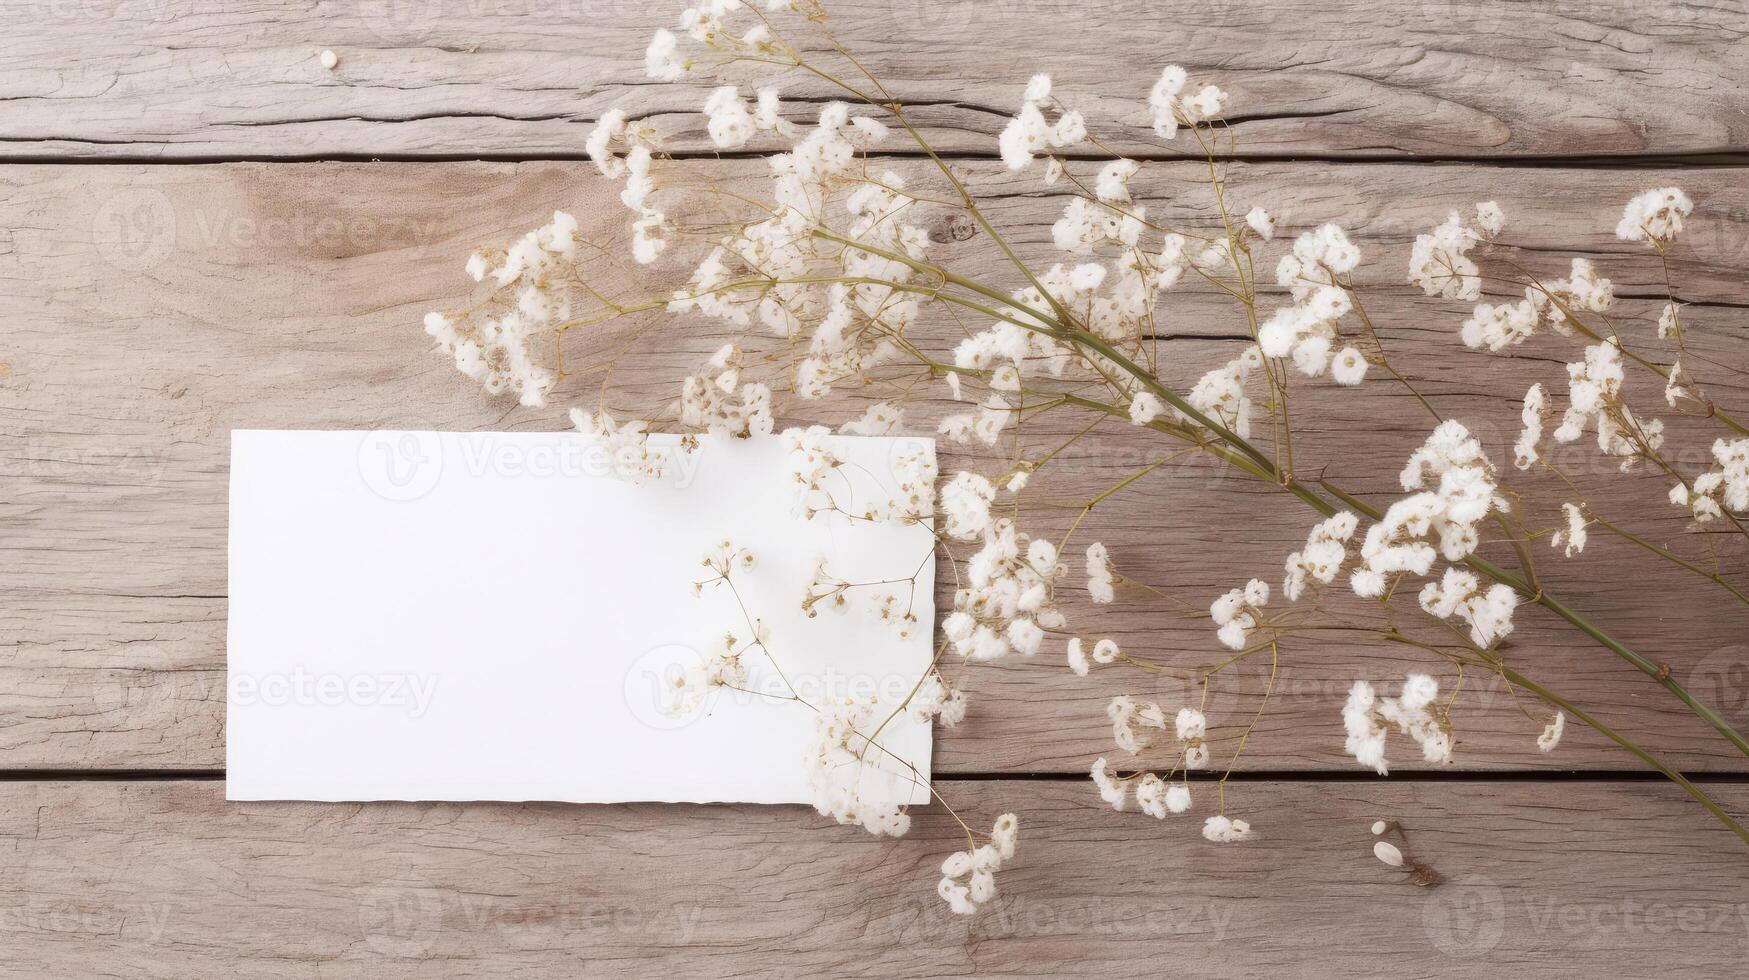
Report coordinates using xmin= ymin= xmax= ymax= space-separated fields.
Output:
xmin=928 ymin=213 xmax=976 ymax=244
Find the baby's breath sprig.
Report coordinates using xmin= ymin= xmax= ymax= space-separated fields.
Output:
xmin=420 ymin=0 xmax=1749 ymax=914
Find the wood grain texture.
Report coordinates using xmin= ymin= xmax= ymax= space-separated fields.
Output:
xmin=5 ymin=160 xmax=1749 ymax=776
xmin=3 ymin=779 xmax=1748 ymax=977
xmin=3 ymin=0 xmax=1748 ymax=160
xmin=8 ymin=5 xmax=1749 ymax=970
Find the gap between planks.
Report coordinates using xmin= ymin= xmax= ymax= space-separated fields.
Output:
xmin=7 ymin=151 xmax=1749 ymax=167
xmin=9 ymin=770 xmax=1749 ymax=784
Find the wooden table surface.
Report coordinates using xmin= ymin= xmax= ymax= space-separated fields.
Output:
xmin=5 ymin=1 xmax=1749 ymax=975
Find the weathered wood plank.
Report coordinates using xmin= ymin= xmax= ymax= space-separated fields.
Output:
xmin=3 ymin=1 xmax=1746 ymax=160
xmin=2 ymin=779 xmax=1747 ymax=976
xmin=6 ymin=161 xmax=1749 ymax=775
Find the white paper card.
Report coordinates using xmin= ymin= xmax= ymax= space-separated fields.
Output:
xmin=226 ymin=429 xmax=935 ymax=804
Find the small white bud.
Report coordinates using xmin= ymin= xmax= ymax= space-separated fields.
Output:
xmin=1370 ymin=820 xmax=1388 ymax=835
xmin=319 ymin=49 xmax=339 ymax=70
xmin=1373 ymin=840 xmax=1405 ymax=868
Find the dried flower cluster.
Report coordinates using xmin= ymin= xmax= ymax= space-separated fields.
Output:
xmin=420 ymin=0 xmax=1749 ymax=914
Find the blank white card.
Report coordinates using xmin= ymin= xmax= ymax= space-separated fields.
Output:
xmin=226 ymin=429 xmax=935 ymax=804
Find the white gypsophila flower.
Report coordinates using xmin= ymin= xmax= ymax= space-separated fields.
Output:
xmin=1185 ymin=346 xmax=1261 ymax=438
xmin=1136 ymin=773 xmax=1169 ymax=818
xmin=1474 ymin=200 xmax=1506 ymax=237
xmin=1277 ymin=223 xmax=1360 ymax=300
xmin=936 ymin=818 xmax=1014 ymax=915
xmin=1330 ymin=347 xmax=1368 ymax=386
xmin=1283 ymin=511 xmax=1359 ymax=602
xmin=1548 ymin=256 xmax=1615 ymax=316
xmin=586 ymin=108 xmax=629 ymax=177
xmin=1209 ymin=578 xmax=1268 ymax=650
xmin=753 ymin=87 xmax=797 ymax=138
xmin=1550 ymin=502 xmax=1588 ymax=557
xmin=867 ymin=590 xmax=923 ymax=641
xmin=1176 ymin=706 xmax=1207 ymax=742
xmin=1085 ymin=542 xmax=1116 ymax=604
xmin=782 ymin=424 xmax=843 ymax=514
xmin=644 ymin=27 xmax=685 ymax=80
xmin=1538 ymin=712 xmax=1565 ymax=753
xmin=1546 ymin=710 xmax=1574 ymax=749
xmin=1349 ymin=567 xmax=1386 ymax=599
xmin=1092 ymin=756 xmax=1127 ymax=810
xmin=702 ymin=85 xmax=798 ymax=150
xmin=1067 ymin=637 xmax=1091 ymax=676
xmin=941 ymin=471 xmax=995 ymax=540
xmin=1092 ymin=638 xmax=1120 ymax=665
xmin=1461 ymin=255 xmax=1610 ymax=352
xmin=1245 ymin=206 xmax=1275 ymax=241
xmin=1108 ymin=695 xmax=1169 ymax=755
xmin=1673 ymin=437 xmax=1749 ymax=523
xmin=1130 ymin=391 xmax=1165 ymax=425
xmin=1408 ymin=211 xmax=1482 ymax=301
xmin=1165 ymin=782 xmax=1191 ymax=814
xmin=1261 ymin=226 xmax=1363 ymax=381
xmin=569 ymin=408 xmax=688 ymax=482
xmin=1052 ymin=195 xmax=1147 ymax=256
xmin=701 ymin=86 xmax=753 ymax=148
xmin=1202 ymin=814 xmax=1251 ymax=843
xmin=1149 ymin=65 xmax=1227 ymax=139
xmin=1419 ymin=566 xmax=1519 ymax=649
xmin=937 ymin=877 xmax=976 ymax=915
xmin=1096 ymin=159 xmax=1140 ymax=203
xmin=837 ymin=401 xmax=904 ymax=436
xmin=1616 ymin=187 xmax=1692 ymax=245
xmin=632 ymin=210 xmax=670 ymax=264
xmin=1352 ymin=420 xmax=1500 ymax=596
xmin=1658 ymin=302 xmax=1682 ymax=340
xmin=1515 ymin=383 xmax=1547 ymax=470
xmin=1008 ymin=616 xmax=1045 ymax=656
xmin=803 ymin=557 xmax=853 ymax=617
xmin=664 ymin=615 xmax=750 ymax=718
xmin=1345 ymin=673 xmax=1453 ymax=772
xmin=945 ymin=518 xmax=1064 ymax=663
xmin=1343 ymin=681 xmax=1390 ymax=775
xmin=680 ymin=344 xmax=774 ymax=439
xmin=1665 ymin=360 xmax=1703 ymax=411
xmin=998 ymin=74 xmax=1087 ymax=171
xmin=1460 ymin=296 xmax=1539 ymax=351
xmin=1553 ymin=339 xmax=1663 ymax=473
xmin=662 ymin=105 xmax=918 ymax=396
xmin=992 ymin=813 xmax=1019 ymax=860
xmin=425 ymin=210 xmax=595 ymax=405
xmin=806 ymin=696 xmax=912 ymax=838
